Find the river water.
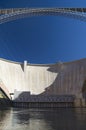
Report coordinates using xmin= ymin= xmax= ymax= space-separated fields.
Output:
xmin=0 ymin=108 xmax=86 ymax=130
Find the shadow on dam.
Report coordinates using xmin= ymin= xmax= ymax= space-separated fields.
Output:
xmin=13 ymin=63 xmax=76 ymax=108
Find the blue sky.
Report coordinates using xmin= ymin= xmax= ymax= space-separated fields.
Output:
xmin=0 ymin=0 xmax=86 ymax=64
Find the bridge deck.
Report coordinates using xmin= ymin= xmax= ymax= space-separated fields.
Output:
xmin=0 ymin=8 xmax=86 ymax=15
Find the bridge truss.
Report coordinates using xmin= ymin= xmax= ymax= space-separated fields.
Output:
xmin=0 ymin=8 xmax=86 ymax=24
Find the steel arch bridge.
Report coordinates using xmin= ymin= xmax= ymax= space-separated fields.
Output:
xmin=0 ymin=8 xmax=86 ymax=24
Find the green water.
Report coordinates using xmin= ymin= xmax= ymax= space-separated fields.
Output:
xmin=0 ymin=108 xmax=86 ymax=130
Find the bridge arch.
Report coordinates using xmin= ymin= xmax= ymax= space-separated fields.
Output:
xmin=0 ymin=8 xmax=86 ymax=24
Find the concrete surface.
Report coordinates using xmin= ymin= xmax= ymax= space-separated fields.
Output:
xmin=0 ymin=58 xmax=86 ymax=107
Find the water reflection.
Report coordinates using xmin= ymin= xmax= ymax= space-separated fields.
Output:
xmin=0 ymin=108 xmax=86 ymax=130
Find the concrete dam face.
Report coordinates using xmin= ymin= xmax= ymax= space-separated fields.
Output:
xmin=0 ymin=58 xmax=86 ymax=107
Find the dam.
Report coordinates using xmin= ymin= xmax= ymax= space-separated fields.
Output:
xmin=0 ymin=58 xmax=86 ymax=107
